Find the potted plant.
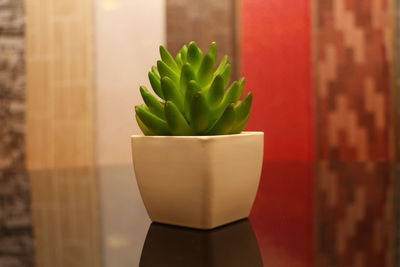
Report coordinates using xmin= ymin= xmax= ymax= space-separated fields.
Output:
xmin=132 ymin=42 xmax=263 ymax=229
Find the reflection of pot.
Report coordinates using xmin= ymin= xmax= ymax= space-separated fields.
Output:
xmin=131 ymin=132 xmax=264 ymax=229
xmin=139 ymin=219 xmax=263 ymax=267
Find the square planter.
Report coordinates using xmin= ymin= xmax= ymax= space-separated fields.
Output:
xmin=131 ymin=131 xmax=264 ymax=229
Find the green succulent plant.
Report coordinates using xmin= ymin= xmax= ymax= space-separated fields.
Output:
xmin=134 ymin=41 xmax=253 ymax=136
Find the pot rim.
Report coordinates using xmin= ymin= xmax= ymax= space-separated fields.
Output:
xmin=131 ymin=131 xmax=263 ymax=140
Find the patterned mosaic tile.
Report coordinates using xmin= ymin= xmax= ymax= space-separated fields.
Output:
xmin=0 ymin=171 xmax=33 ymax=267
xmin=0 ymin=0 xmax=25 ymax=170
xmin=316 ymin=162 xmax=396 ymax=267
xmin=315 ymin=0 xmax=393 ymax=160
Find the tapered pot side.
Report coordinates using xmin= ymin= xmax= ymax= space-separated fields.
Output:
xmin=131 ymin=131 xmax=264 ymax=229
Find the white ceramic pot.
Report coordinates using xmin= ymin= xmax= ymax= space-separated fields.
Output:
xmin=131 ymin=131 xmax=264 ymax=229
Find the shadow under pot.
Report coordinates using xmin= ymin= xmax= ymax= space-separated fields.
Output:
xmin=139 ymin=219 xmax=263 ymax=267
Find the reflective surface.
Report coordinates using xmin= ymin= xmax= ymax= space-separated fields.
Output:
xmin=0 ymin=162 xmax=398 ymax=267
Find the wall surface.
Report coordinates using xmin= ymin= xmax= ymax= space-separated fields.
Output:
xmin=241 ymin=0 xmax=315 ymax=161
xmin=0 ymin=0 xmax=25 ymax=170
xmin=95 ymin=0 xmax=165 ymax=165
xmin=241 ymin=1 xmax=314 ymax=265
xmin=166 ymin=0 xmax=240 ymax=78
xmin=25 ymin=0 xmax=95 ymax=169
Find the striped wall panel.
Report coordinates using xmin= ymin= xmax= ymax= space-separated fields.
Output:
xmin=25 ymin=0 xmax=95 ymax=169
xmin=0 ymin=0 xmax=25 ymax=170
xmin=31 ymin=168 xmax=101 ymax=266
xmin=315 ymin=0 xmax=394 ymax=161
xmin=241 ymin=0 xmax=315 ymax=161
xmin=316 ymin=162 xmax=395 ymax=266
xmin=166 ymin=0 xmax=240 ymax=79
xmin=0 ymin=171 xmax=33 ymax=266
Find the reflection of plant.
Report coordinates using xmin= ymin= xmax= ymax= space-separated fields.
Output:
xmin=135 ymin=41 xmax=253 ymax=136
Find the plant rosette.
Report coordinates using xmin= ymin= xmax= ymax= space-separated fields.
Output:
xmin=131 ymin=42 xmax=263 ymax=229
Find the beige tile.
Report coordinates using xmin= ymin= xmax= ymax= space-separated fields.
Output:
xmin=26 ymin=0 xmax=95 ymax=169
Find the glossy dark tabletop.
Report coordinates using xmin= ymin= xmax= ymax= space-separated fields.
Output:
xmin=0 ymin=162 xmax=399 ymax=267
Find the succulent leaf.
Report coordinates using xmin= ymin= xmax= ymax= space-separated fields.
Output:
xmin=232 ymin=92 xmax=252 ymax=128
xmin=177 ymin=45 xmax=188 ymax=63
xmin=208 ymin=42 xmax=217 ymax=62
xmin=136 ymin=114 xmax=154 ymax=136
xmin=187 ymin=42 xmax=203 ymax=69
xmin=190 ymin=91 xmax=209 ymax=134
xmin=165 ymin=101 xmax=194 ymax=135
xmin=161 ymin=77 xmax=184 ymax=112
xmin=140 ymin=86 xmax=165 ymax=119
xmin=198 ymin=53 xmax=216 ymax=86
xmin=135 ymin=105 xmax=170 ymax=135
xmin=148 ymin=72 xmax=164 ymax=99
xmin=157 ymin=60 xmax=179 ymax=84
xmin=135 ymin=42 xmax=253 ymax=136
xmin=207 ymin=75 xmax=224 ymax=107
xmin=151 ymin=66 xmax=160 ymax=77
xmin=221 ymin=81 xmax=241 ymax=106
xmin=221 ymin=63 xmax=232 ymax=88
xmin=175 ymin=53 xmax=183 ymax=68
xmin=160 ymin=45 xmax=179 ymax=71
xmin=230 ymin=113 xmax=250 ymax=134
xmin=180 ymin=63 xmax=196 ymax=94
xmin=207 ymin=104 xmax=236 ymax=135
xmin=184 ymin=80 xmax=201 ymax=118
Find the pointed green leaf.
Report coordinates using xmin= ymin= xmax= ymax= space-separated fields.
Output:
xmin=233 ymin=92 xmax=252 ymax=129
xmin=222 ymin=81 xmax=241 ymax=105
xmin=160 ymin=45 xmax=179 ymax=71
xmin=184 ymin=80 xmax=201 ymax=118
xmin=208 ymin=42 xmax=217 ymax=62
xmin=207 ymin=75 xmax=224 ymax=107
xmin=157 ymin=60 xmax=179 ymax=84
xmin=198 ymin=53 xmax=215 ymax=86
xmin=221 ymin=63 xmax=232 ymax=88
xmin=140 ymin=86 xmax=165 ymax=119
xmin=148 ymin=71 xmax=164 ymax=99
xmin=212 ymin=81 xmax=240 ymax=122
xmin=180 ymin=63 xmax=196 ymax=94
xmin=135 ymin=114 xmax=154 ymax=136
xmin=237 ymin=77 xmax=246 ymax=98
xmin=190 ymin=91 xmax=209 ymax=134
xmin=151 ymin=66 xmax=160 ymax=77
xmin=177 ymin=45 xmax=188 ymax=63
xmin=187 ymin=42 xmax=203 ymax=69
xmin=161 ymin=77 xmax=184 ymax=112
xmin=175 ymin=53 xmax=183 ymax=68
xmin=214 ymin=56 xmax=228 ymax=76
xmin=230 ymin=113 xmax=250 ymax=134
xmin=135 ymin=105 xmax=170 ymax=135
xmin=230 ymin=93 xmax=252 ymax=133
xmin=165 ymin=101 xmax=194 ymax=135
xmin=207 ymin=104 xmax=236 ymax=135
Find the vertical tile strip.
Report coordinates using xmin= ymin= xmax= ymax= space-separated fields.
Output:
xmin=30 ymin=169 xmax=100 ymax=267
xmin=315 ymin=0 xmax=394 ymax=160
xmin=316 ymin=162 xmax=395 ymax=266
xmin=241 ymin=0 xmax=314 ymax=160
xmin=0 ymin=171 xmax=33 ymax=266
xmin=395 ymin=0 xmax=400 ymax=160
xmin=0 ymin=0 xmax=25 ymax=170
xmin=166 ymin=0 xmax=239 ymax=79
xmin=25 ymin=0 xmax=95 ymax=169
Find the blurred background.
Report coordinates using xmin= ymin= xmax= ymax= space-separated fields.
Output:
xmin=0 ymin=1 xmax=399 ymax=266
xmin=0 ymin=0 xmax=399 ymax=170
